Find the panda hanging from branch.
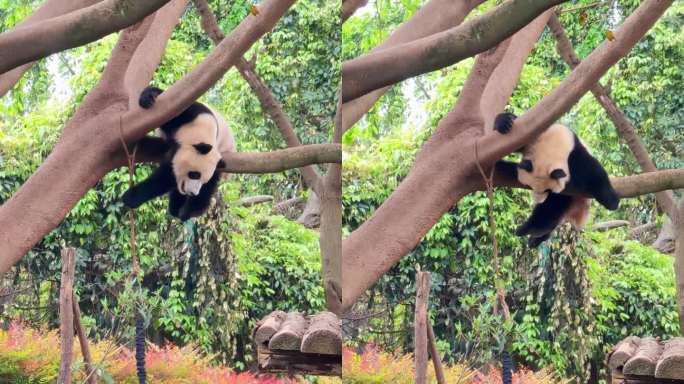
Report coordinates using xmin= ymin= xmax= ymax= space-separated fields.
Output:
xmin=493 ymin=112 xmax=620 ymax=247
xmin=121 ymin=86 xmax=236 ymax=220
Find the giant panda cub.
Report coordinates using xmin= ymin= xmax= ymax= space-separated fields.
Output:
xmin=121 ymin=86 xmax=236 ymax=220
xmin=493 ymin=112 xmax=619 ymax=247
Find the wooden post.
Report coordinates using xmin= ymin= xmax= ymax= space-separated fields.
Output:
xmin=414 ymin=271 xmax=429 ymax=384
xmin=427 ymin=320 xmax=446 ymax=384
xmin=58 ymin=248 xmax=76 ymax=384
xmin=73 ymin=293 xmax=97 ymax=384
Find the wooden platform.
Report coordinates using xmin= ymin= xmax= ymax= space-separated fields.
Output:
xmin=253 ymin=311 xmax=341 ymax=376
xmin=608 ymin=336 xmax=684 ymax=383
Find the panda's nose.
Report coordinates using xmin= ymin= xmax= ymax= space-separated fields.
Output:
xmin=188 ymin=171 xmax=201 ymax=180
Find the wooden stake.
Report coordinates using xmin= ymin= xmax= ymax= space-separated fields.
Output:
xmin=73 ymin=293 xmax=97 ymax=384
xmin=415 ymin=271 xmax=429 ymax=384
xmin=427 ymin=319 xmax=446 ymax=384
xmin=58 ymin=248 xmax=76 ymax=384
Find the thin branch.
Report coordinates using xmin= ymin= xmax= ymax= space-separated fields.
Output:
xmin=219 ymin=144 xmax=340 ymax=174
xmin=0 ymin=0 xmax=172 ymax=74
xmin=341 ymin=0 xmax=568 ymax=102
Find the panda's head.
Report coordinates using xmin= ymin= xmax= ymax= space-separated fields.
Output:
xmin=517 ymin=159 xmax=569 ymax=203
xmin=171 ymin=113 xmax=225 ymax=196
xmin=516 ymin=124 xmax=574 ymax=203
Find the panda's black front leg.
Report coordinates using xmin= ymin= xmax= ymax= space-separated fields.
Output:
xmin=168 ymin=189 xmax=187 ymax=218
xmin=122 ymin=163 xmax=175 ymax=209
xmin=177 ymin=170 xmax=221 ymax=221
xmin=516 ymin=193 xmax=573 ymax=243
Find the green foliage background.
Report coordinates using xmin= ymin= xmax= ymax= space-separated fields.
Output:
xmin=0 ymin=0 xmax=339 ymax=371
xmin=342 ymin=1 xmax=683 ymax=383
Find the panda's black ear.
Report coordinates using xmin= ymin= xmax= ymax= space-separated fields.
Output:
xmin=550 ymin=169 xmax=567 ymax=179
xmin=193 ymin=143 xmax=213 ymax=154
xmin=518 ymin=159 xmax=533 ymax=172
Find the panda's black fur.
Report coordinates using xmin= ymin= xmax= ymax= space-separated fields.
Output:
xmin=493 ymin=112 xmax=620 ymax=247
xmin=121 ymin=86 xmax=227 ymax=221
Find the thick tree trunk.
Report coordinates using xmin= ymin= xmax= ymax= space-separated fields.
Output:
xmin=341 ymin=0 xmax=484 ymax=131
xmin=547 ymin=13 xmax=677 ymax=219
xmin=342 ymin=0 xmax=674 ymax=311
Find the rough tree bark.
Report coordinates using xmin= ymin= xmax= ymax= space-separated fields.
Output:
xmin=0 ymin=0 xmax=172 ymax=74
xmin=342 ymin=0 xmax=675 ymax=311
xmin=547 ymin=13 xmax=676 ymax=219
xmin=341 ymin=0 xmax=569 ymax=102
xmin=341 ymin=0 xmax=485 ymax=132
xmin=0 ymin=0 xmax=303 ymax=273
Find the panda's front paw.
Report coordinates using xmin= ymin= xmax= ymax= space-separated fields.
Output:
xmin=121 ymin=190 xmax=140 ymax=209
xmin=139 ymin=93 xmax=157 ymax=109
xmin=493 ymin=112 xmax=517 ymax=134
xmin=139 ymin=86 xmax=163 ymax=109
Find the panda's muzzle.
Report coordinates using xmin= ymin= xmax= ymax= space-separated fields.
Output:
xmin=181 ymin=179 xmax=203 ymax=196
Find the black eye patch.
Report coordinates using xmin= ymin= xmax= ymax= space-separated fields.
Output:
xmin=550 ymin=169 xmax=567 ymax=179
xmin=518 ymin=159 xmax=533 ymax=172
xmin=193 ymin=143 xmax=213 ymax=155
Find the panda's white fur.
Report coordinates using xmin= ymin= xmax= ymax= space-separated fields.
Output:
xmin=517 ymin=123 xmax=574 ymax=203
xmin=166 ymin=107 xmax=235 ymax=195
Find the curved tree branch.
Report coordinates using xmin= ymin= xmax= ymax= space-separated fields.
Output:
xmin=0 ymin=0 xmax=172 ymax=74
xmin=341 ymin=0 xmax=567 ymax=102
xmin=0 ymin=0 xmax=100 ymax=97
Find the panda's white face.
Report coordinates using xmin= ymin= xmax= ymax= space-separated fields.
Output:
xmin=171 ymin=113 xmax=222 ymax=196
xmin=517 ymin=124 xmax=574 ymax=202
